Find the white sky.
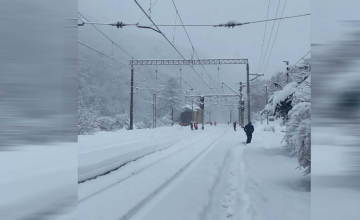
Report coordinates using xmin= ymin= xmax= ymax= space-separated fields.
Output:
xmin=79 ymin=0 xmax=310 ymax=93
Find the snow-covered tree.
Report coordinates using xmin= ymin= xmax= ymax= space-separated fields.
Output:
xmin=263 ymin=60 xmax=311 ymax=174
xmin=157 ymin=78 xmax=184 ymax=123
xmin=286 ymin=102 xmax=311 ymax=175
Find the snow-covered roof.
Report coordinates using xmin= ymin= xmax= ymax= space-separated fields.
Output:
xmin=183 ymin=104 xmax=200 ymax=111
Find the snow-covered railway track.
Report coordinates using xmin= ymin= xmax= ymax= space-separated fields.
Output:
xmin=79 ymin=137 xmax=184 ymax=183
xmin=78 ymin=127 xmax=229 ymax=220
xmin=118 ymin=128 xmax=229 ymax=220
xmin=79 ymin=128 xmax=222 ymax=203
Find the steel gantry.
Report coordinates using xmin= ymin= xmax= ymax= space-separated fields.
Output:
xmin=129 ymin=58 xmax=251 ymax=130
xmin=130 ymin=59 xmax=248 ymax=66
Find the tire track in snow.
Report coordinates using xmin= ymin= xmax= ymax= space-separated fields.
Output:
xmin=79 ymin=129 xmax=221 ymax=203
xmin=119 ymin=128 xmax=230 ymax=220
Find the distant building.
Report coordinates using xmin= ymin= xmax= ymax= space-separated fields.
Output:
xmin=180 ymin=103 xmax=202 ymax=124
xmin=193 ymin=109 xmax=203 ymax=124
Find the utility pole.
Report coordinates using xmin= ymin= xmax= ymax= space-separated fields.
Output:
xmin=200 ymin=94 xmax=204 ymax=130
xmin=230 ymin=108 xmax=232 ymax=123
xmin=130 ymin=59 xmax=134 ymax=130
xmin=152 ymin=68 xmax=158 ymax=129
xmin=241 ymin=98 xmax=244 ymax=127
xmin=154 ymin=94 xmax=157 ymax=128
xmin=179 ymin=67 xmax=182 ymax=87
xmin=246 ymin=63 xmax=251 ymax=123
xmin=239 ymin=82 xmax=245 ymax=128
xmin=265 ymin=84 xmax=269 ymax=125
xmin=153 ymin=94 xmax=155 ymax=128
xmin=284 ymin=61 xmax=289 ymax=84
xmin=155 ymin=69 xmax=158 ymax=91
xmin=191 ymin=99 xmax=194 ymax=121
xmin=238 ymin=83 xmax=241 ymax=126
xmin=171 ymin=105 xmax=174 ymax=126
xmin=209 ymin=108 xmax=211 ymax=123
xmin=202 ymin=108 xmax=205 ymax=129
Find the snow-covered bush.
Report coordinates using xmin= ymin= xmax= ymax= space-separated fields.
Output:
xmin=113 ymin=112 xmax=130 ymax=130
xmin=263 ymin=125 xmax=275 ymax=132
xmin=97 ymin=116 xmax=116 ymax=131
xmin=78 ymin=105 xmax=100 ymax=135
xmin=135 ymin=121 xmax=146 ymax=129
xmin=157 ymin=113 xmax=173 ymax=127
xmin=285 ymin=102 xmax=311 ymax=175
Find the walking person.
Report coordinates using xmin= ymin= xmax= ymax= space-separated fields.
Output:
xmin=190 ymin=121 xmax=194 ymax=130
xmin=244 ymin=122 xmax=254 ymax=144
xmin=233 ymin=121 xmax=236 ymax=131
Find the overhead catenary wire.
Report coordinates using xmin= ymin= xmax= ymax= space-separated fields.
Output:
xmin=258 ymin=0 xmax=271 ymax=73
xmin=80 ymin=13 xmax=310 ymax=28
xmin=133 ymin=0 xmax=213 ymax=90
xmin=78 ymin=42 xmax=164 ymax=83
xmin=78 ymin=12 xmax=171 ymax=79
xmin=78 ymin=42 xmax=130 ymax=67
xmin=79 ymin=59 xmax=130 ymax=77
xmin=137 ymin=0 xmax=161 ymax=24
xmin=79 ymin=51 xmax=155 ymax=82
xmin=259 ymin=0 xmax=281 ymax=73
xmin=264 ymin=0 xmax=288 ymax=74
xmin=170 ymin=0 xmax=216 ymax=86
xmin=80 ymin=68 xmax=129 ymax=85
xmin=291 ymin=50 xmax=311 ymax=68
xmin=78 ymin=12 xmax=133 ymax=58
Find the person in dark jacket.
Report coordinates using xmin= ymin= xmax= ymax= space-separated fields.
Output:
xmin=190 ymin=121 xmax=194 ymax=130
xmin=233 ymin=121 xmax=236 ymax=131
xmin=244 ymin=122 xmax=254 ymax=144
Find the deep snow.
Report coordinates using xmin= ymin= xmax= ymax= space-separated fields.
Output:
xmin=78 ymin=121 xmax=310 ymax=220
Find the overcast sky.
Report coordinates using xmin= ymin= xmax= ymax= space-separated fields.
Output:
xmin=79 ymin=0 xmax=310 ymax=93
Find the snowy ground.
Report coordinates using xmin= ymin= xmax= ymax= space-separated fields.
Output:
xmin=78 ymin=121 xmax=310 ymax=220
xmin=0 ymin=144 xmax=77 ymax=220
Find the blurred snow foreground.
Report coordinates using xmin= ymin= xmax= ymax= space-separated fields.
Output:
xmin=0 ymin=144 xmax=77 ymax=220
xmin=311 ymin=22 xmax=360 ymax=219
xmin=78 ymin=121 xmax=309 ymax=220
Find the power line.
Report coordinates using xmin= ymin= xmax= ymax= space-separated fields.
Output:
xmin=80 ymin=69 xmax=128 ymax=85
xmin=79 ymin=51 xmax=157 ymax=82
xmin=78 ymin=12 xmax=134 ymax=58
xmin=82 ymin=13 xmax=310 ymax=28
xmin=258 ymin=0 xmax=271 ymax=73
xmin=78 ymin=12 xmax=172 ymax=79
xmin=137 ymin=0 xmax=161 ymax=24
xmin=264 ymin=0 xmax=288 ymax=74
xmin=78 ymin=41 xmax=129 ymax=67
xmin=171 ymin=0 xmax=216 ymax=86
xmin=78 ymin=42 xmax=166 ymax=83
xmin=292 ymin=50 xmax=311 ymax=67
xmin=79 ymin=59 xmax=131 ymax=78
xmin=79 ymin=51 xmax=127 ymax=69
xmin=260 ymin=0 xmax=281 ymax=72
xmin=134 ymin=0 xmax=213 ymax=90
